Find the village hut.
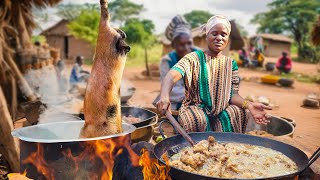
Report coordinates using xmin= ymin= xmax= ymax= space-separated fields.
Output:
xmin=249 ymin=34 xmax=293 ymax=57
xmin=41 ymin=19 xmax=94 ymax=61
xmin=160 ymin=20 xmax=245 ymax=56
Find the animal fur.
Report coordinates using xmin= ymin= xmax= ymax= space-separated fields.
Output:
xmin=80 ymin=0 xmax=130 ymax=138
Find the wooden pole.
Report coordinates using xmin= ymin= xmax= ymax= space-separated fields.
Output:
xmin=0 ymin=87 xmax=20 ymax=172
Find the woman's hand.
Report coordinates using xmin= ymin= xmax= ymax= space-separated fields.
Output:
xmin=247 ymin=102 xmax=272 ymax=125
xmin=156 ymin=97 xmax=172 ymax=115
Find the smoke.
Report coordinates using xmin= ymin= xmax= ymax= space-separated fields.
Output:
xmin=23 ymin=65 xmax=82 ymax=124
xmin=120 ymin=79 xmax=134 ymax=96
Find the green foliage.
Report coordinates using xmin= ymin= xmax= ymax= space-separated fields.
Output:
xmin=280 ymin=72 xmax=320 ymax=84
xmin=109 ymin=0 xmax=144 ymax=26
xmin=31 ymin=35 xmax=46 ymax=44
xmin=67 ymin=9 xmax=100 ymax=47
xmin=251 ymin=0 xmax=320 ymax=62
xmin=290 ymin=42 xmax=298 ymax=55
xmin=125 ymin=44 xmax=162 ymax=67
xmin=122 ymin=18 xmax=156 ymax=47
xmin=184 ymin=10 xmax=213 ymax=28
xmin=122 ymin=21 xmax=149 ymax=44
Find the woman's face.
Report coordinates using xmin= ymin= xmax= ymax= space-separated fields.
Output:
xmin=173 ymin=34 xmax=193 ymax=58
xmin=206 ymin=24 xmax=229 ymax=53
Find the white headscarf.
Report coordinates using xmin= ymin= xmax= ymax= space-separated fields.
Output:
xmin=200 ymin=15 xmax=231 ymax=35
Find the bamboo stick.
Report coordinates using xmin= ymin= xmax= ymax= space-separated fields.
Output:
xmin=0 ymin=87 xmax=20 ymax=172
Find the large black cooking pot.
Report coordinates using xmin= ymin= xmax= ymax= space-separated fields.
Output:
xmin=79 ymin=106 xmax=157 ymax=128
xmin=154 ymin=132 xmax=319 ymax=180
xmin=11 ymin=121 xmax=136 ymax=179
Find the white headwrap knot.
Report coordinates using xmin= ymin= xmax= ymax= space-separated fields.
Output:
xmin=200 ymin=15 xmax=231 ymax=35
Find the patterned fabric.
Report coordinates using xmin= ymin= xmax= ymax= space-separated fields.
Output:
xmin=165 ymin=15 xmax=192 ymax=41
xmin=200 ymin=15 xmax=231 ymax=35
xmin=171 ymin=50 xmax=248 ymax=133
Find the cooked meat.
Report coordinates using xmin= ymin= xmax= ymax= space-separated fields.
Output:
xmin=122 ymin=115 xmax=141 ymax=124
xmin=168 ymin=136 xmax=298 ymax=179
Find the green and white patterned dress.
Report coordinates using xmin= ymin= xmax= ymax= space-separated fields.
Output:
xmin=172 ymin=50 xmax=248 ymax=133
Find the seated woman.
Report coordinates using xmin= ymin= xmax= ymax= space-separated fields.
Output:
xmin=252 ymin=49 xmax=264 ymax=67
xmin=238 ymin=48 xmax=250 ymax=67
xmin=157 ymin=15 xmax=271 ymax=133
xmin=153 ymin=15 xmax=197 ymax=111
xmin=276 ymin=51 xmax=292 ymax=73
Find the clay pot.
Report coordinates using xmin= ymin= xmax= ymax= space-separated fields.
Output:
xmin=279 ymin=78 xmax=294 ymax=87
xmin=265 ymin=62 xmax=275 ymax=71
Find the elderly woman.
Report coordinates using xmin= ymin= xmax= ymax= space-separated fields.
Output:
xmin=157 ymin=15 xmax=271 ymax=133
xmin=153 ymin=15 xmax=198 ymax=110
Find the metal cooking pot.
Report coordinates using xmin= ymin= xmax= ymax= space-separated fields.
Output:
xmin=121 ymin=88 xmax=136 ymax=103
xmin=131 ymin=118 xmax=158 ymax=143
xmin=11 ymin=121 xmax=136 ymax=179
xmin=246 ymin=115 xmax=295 ymax=137
xmin=79 ymin=106 xmax=158 ymax=143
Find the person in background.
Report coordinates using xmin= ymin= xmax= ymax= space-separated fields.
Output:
xmin=252 ymin=49 xmax=264 ymax=67
xmin=238 ymin=48 xmax=250 ymax=67
xmin=153 ymin=15 xmax=198 ymax=111
xmin=255 ymin=36 xmax=264 ymax=53
xmin=55 ymin=59 xmax=69 ymax=94
xmin=276 ymin=51 xmax=292 ymax=73
xmin=69 ymin=56 xmax=88 ymax=92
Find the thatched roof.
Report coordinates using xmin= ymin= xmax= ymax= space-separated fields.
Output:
xmin=160 ymin=20 xmax=245 ymax=50
xmin=250 ymin=34 xmax=293 ymax=43
xmin=41 ymin=19 xmax=70 ymax=36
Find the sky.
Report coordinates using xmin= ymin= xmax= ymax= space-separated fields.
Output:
xmin=36 ymin=0 xmax=273 ymax=36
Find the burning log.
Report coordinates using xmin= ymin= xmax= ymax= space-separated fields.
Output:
xmin=81 ymin=0 xmax=130 ymax=138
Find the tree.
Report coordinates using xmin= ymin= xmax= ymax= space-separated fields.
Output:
xmin=184 ymin=10 xmax=213 ymax=28
xmin=251 ymin=0 xmax=320 ymax=62
xmin=124 ymin=18 xmax=155 ymax=34
xmin=109 ymin=0 xmax=144 ymax=26
xmin=67 ymin=8 xmax=100 ymax=46
xmin=122 ymin=19 xmax=156 ymax=76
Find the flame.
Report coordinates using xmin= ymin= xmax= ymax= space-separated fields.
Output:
xmin=139 ymin=149 xmax=171 ymax=180
xmin=21 ymin=135 xmax=169 ymax=180
xmin=22 ymin=144 xmax=54 ymax=179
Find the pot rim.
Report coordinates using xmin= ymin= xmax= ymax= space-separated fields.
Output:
xmin=270 ymin=114 xmax=295 ymax=137
xmin=11 ymin=121 xmax=136 ymax=143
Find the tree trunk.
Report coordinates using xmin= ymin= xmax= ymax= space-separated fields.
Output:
xmin=0 ymin=87 xmax=20 ymax=172
xmin=144 ymin=48 xmax=150 ymax=76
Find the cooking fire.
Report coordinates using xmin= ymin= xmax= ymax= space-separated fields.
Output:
xmin=10 ymin=135 xmax=169 ymax=180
